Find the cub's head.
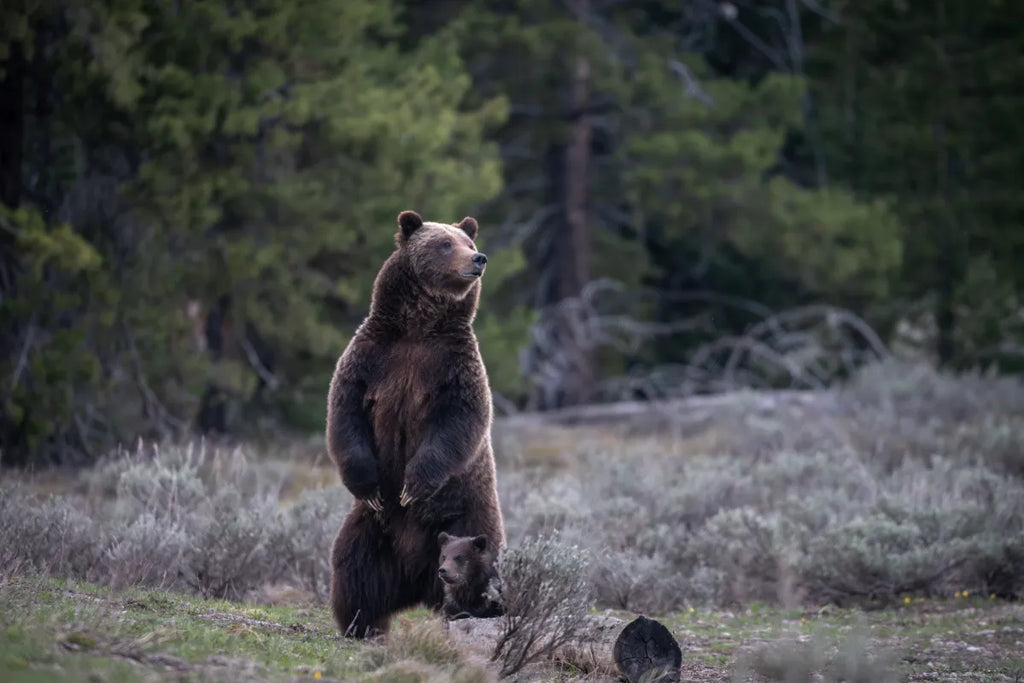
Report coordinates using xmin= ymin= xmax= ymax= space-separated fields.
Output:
xmin=437 ymin=532 xmax=491 ymax=587
xmin=395 ymin=210 xmax=487 ymax=300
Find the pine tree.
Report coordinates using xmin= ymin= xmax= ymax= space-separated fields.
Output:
xmin=0 ymin=0 xmax=511 ymax=464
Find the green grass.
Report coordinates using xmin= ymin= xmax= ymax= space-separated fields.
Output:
xmin=0 ymin=575 xmax=356 ymax=682
xmin=4 ymin=575 xmax=1023 ymax=682
xmin=668 ymin=598 xmax=1024 ymax=682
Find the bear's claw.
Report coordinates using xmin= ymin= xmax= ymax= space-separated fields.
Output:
xmin=399 ymin=485 xmax=414 ymax=507
xmin=366 ymin=493 xmax=386 ymax=524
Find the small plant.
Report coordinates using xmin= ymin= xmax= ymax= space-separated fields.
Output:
xmin=490 ymin=531 xmax=593 ymax=677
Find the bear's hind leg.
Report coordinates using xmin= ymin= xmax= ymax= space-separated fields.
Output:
xmin=330 ymin=510 xmax=402 ymax=638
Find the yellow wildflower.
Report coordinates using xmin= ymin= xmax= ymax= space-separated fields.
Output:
xmin=315 ymin=672 xmax=322 ymax=680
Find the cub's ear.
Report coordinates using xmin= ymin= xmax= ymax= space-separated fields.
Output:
xmin=438 ymin=532 xmax=452 ymax=547
xmin=471 ymin=535 xmax=488 ymax=552
xmin=398 ymin=210 xmax=424 ymax=241
xmin=456 ymin=216 xmax=478 ymax=240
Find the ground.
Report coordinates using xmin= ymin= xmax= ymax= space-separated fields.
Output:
xmin=3 ymin=365 xmax=1023 ymax=681
xmin=1 ymin=575 xmax=1022 ymax=682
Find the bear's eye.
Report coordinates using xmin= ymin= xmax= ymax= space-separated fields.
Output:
xmin=442 ymin=240 xmax=453 ymax=250
xmin=455 ymin=555 xmax=465 ymax=563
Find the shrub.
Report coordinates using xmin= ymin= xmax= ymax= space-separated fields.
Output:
xmin=685 ymin=507 xmax=786 ymax=606
xmin=103 ymin=512 xmax=189 ymax=590
xmin=497 ymin=363 xmax=1024 ymax=611
xmin=491 ymin=532 xmax=593 ymax=677
xmin=0 ymin=486 xmax=105 ymax=579
xmin=270 ymin=484 xmax=349 ymax=600
xmin=0 ymin=442 xmax=349 ymax=603
xmin=2 ymin=360 xmax=1022 ymax=613
xmin=180 ymin=487 xmax=279 ymax=599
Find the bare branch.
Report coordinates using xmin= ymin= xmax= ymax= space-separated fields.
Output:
xmin=238 ymin=335 xmax=279 ymax=391
xmin=667 ymin=59 xmax=715 ymax=106
xmin=9 ymin=313 xmax=37 ymax=392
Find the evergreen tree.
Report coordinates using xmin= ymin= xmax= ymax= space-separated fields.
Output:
xmin=807 ymin=0 xmax=1024 ymax=368
xmin=0 ymin=0 xmax=513 ymax=465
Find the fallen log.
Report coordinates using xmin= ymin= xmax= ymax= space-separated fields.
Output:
xmin=444 ymin=613 xmax=682 ymax=682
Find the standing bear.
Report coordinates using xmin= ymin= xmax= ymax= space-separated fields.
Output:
xmin=326 ymin=209 xmax=506 ymax=638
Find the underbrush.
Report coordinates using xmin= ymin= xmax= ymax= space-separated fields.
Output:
xmin=0 ymin=444 xmax=347 ymax=602
xmin=498 ymin=361 xmax=1024 ymax=613
xmin=1 ymin=360 xmax=1022 ymax=618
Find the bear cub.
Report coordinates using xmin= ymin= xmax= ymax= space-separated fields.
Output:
xmin=437 ymin=532 xmax=504 ymax=620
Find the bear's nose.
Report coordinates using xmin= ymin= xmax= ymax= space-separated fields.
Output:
xmin=438 ymin=567 xmax=448 ymax=577
xmin=472 ymin=252 xmax=488 ymax=266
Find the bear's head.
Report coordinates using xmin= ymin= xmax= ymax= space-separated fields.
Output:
xmin=394 ymin=210 xmax=487 ymax=301
xmin=437 ymin=532 xmax=491 ymax=587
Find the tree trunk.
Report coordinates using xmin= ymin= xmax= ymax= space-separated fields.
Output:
xmin=561 ymin=52 xmax=592 ymax=304
xmin=444 ymin=614 xmax=682 ymax=682
xmin=558 ymin=49 xmax=595 ymax=406
xmin=528 ymin=2 xmax=595 ymax=411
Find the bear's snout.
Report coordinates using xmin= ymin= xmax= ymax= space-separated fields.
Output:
xmin=462 ymin=251 xmax=488 ymax=279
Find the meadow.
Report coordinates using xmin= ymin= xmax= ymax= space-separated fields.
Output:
xmin=2 ymin=360 xmax=1023 ymax=682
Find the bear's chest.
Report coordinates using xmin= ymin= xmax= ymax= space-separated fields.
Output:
xmin=365 ymin=342 xmax=441 ymax=446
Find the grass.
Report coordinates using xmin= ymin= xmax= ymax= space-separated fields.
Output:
xmin=2 ymin=575 xmax=1023 ymax=682
xmin=674 ymin=598 xmax=1024 ymax=681
xmin=0 ymin=574 xmax=350 ymax=682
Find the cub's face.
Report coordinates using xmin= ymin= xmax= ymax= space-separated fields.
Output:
xmin=396 ymin=210 xmax=487 ymax=299
xmin=437 ymin=532 xmax=489 ymax=586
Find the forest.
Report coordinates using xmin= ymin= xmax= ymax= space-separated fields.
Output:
xmin=3 ymin=3 xmax=1024 ymax=680
xmin=2 ymin=0 xmax=1023 ymax=466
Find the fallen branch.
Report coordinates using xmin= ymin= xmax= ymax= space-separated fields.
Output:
xmin=444 ymin=614 xmax=682 ymax=682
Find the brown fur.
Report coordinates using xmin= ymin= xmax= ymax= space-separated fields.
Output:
xmin=438 ymin=532 xmax=504 ymax=620
xmin=326 ymin=210 xmax=505 ymax=638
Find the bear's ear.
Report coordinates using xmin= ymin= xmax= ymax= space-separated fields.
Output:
xmin=456 ymin=216 xmax=478 ymax=240
xmin=472 ymin=535 xmax=488 ymax=553
xmin=438 ymin=532 xmax=452 ymax=547
xmin=398 ymin=210 xmax=424 ymax=241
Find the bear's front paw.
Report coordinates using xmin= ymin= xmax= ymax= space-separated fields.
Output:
xmin=398 ymin=478 xmax=436 ymax=508
xmin=400 ymin=457 xmax=445 ymax=507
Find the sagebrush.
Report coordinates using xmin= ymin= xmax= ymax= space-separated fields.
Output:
xmin=489 ymin=532 xmax=592 ymax=677
xmin=1 ymin=442 xmax=348 ymax=600
xmin=2 ymin=361 xmax=1022 ymax=614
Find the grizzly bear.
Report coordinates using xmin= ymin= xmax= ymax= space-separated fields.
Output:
xmin=437 ymin=532 xmax=505 ymax=620
xmin=326 ymin=209 xmax=506 ymax=638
